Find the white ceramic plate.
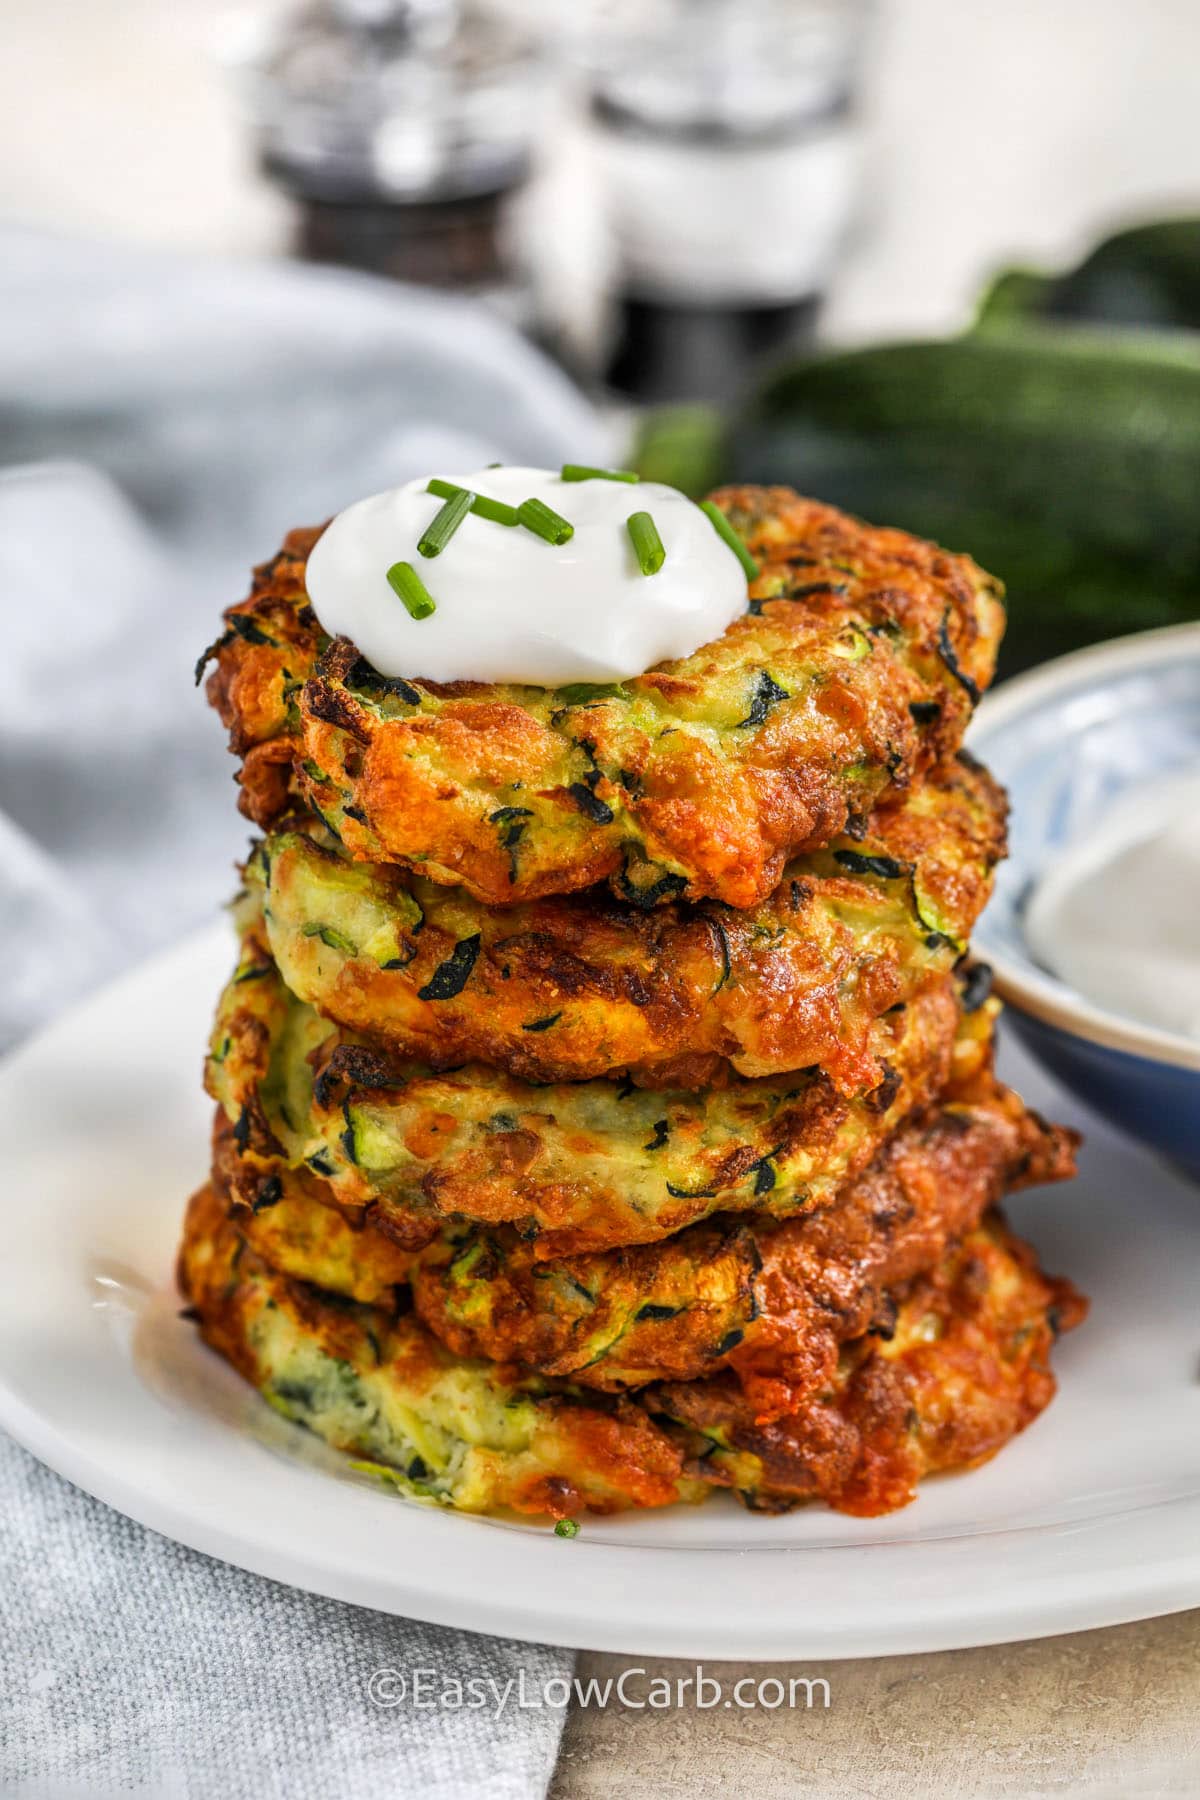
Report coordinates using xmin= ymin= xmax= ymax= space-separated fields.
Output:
xmin=1 ymin=925 xmax=1198 ymax=1660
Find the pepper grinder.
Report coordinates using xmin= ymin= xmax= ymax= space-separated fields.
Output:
xmin=251 ymin=0 xmax=542 ymax=317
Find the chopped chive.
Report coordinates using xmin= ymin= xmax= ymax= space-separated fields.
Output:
xmin=700 ymin=500 xmax=759 ymax=581
xmin=426 ymin=479 xmax=519 ymax=527
xmin=418 ymin=487 xmax=473 ymax=558
xmin=517 ymin=497 xmax=574 ymax=545
xmin=468 ymin=494 xmax=519 ymax=527
xmin=561 ymin=464 xmax=639 ymax=484
xmin=627 ymin=510 xmax=665 ymax=575
xmin=386 ymin=560 xmax=436 ymax=620
xmin=554 ymin=1518 xmax=580 ymax=1539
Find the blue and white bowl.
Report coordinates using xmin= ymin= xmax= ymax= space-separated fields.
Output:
xmin=969 ymin=622 xmax=1200 ymax=1178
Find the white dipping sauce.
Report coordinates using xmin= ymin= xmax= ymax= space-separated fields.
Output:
xmin=304 ymin=467 xmax=749 ymax=686
xmin=1024 ymin=770 xmax=1200 ymax=1043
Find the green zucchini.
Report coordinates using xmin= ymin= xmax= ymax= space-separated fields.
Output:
xmin=637 ymin=328 xmax=1200 ymax=674
xmin=976 ymin=218 xmax=1200 ymax=334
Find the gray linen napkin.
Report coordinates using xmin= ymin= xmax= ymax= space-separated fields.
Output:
xmin=0 ymin=231 xmax=610 ymax=1796
xmin=1 ymin=1446 xmax=568 ymax=1800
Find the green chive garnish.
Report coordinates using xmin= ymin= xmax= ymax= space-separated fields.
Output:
xmin=627 ymin=510 xmax=665 ymax=575
xmin=700 ymin=500 xmax=760 ymax=581
xmin=418 ymin=487 xmax=473 ymax=558
xmin=386 ymin=560 xmax=436 ymax=620
xmin=561 ymin=464 xmax=639 ymax=484
xmin=426 ymin=479 xmax=519 ymax=527
xmin=554 ymin=1518 xmax=580 ymax=1539
xmin=517 ymin=497 xmax=574 ymax=545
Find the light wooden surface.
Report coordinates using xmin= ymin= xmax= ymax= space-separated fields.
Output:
xmin=552 ymin=1611 xmax=1200 ymax=1799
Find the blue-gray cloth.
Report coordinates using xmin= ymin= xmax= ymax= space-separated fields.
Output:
xmin=2 ymin=1449 xmax=568 ymax=1800
xmin=0 ymin=228 xmax=609 ymax=1798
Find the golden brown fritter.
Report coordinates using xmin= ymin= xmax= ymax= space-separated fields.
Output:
xmin=201 ymin=488 xmax=1005 ymax=910
xmin=244 ymin=754 xmax=1005 ymax=1094
xmin=658 ymin=1214 xmax=1087 ymax=1517
xmin=179 ymin=1185 xmax=1083 ymax=1519
xmin=216 ymin=1138 xmax=419 ymax=1305
xmin=179 ymin=1181 xmax=698 ymax=1520
xmin=210 ymin=1068 xmax=1075 ymax=1413
xmin=207 ymin=941 xmax=981 ymax=1256
xmin=407 ymin=1076 xmax=1077 ymax=1411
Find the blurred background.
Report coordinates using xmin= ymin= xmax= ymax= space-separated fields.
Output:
xmin=8 ymin=0 xmax=1200 ymax=347
xmin=2 ymin=0 xmax=1199 ymax=1036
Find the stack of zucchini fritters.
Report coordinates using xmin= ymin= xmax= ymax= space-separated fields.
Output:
xmin=182 ymin=485 xmax=1086 ymax=1524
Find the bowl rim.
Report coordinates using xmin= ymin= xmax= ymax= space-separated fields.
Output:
xmin=969 ymin=621 xmax=1200 ymax=1076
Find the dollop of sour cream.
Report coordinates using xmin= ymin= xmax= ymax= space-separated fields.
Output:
xmin=304 ymin=467 xmax=749 ymax=686
xmin=1024 ymin=770 xmax=1200 ymax=1044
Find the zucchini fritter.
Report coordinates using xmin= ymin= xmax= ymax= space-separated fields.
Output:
xmin=179 ymin=1182 xmax=698 ymax=1519
xmin=219 ymin=1148 xmax=419 ymax=1305
xmin=179 ymin=1186 xmax=1083 ymax=1519
xmin=207 ymin=945 xmax=977 ymax=1256
xmin=211 ymin=1069 xmax=1075 ymax=1414
xmin=246 ymin=754 xmax=1005 ymax=1094
xmin=407 ymin=1078 xmax=1077 ymax=1411
xmin=202 ymin=488 xmax=1005 ymax=910
xmin=658 ymin=1214 xmax=1087 ymax=1517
